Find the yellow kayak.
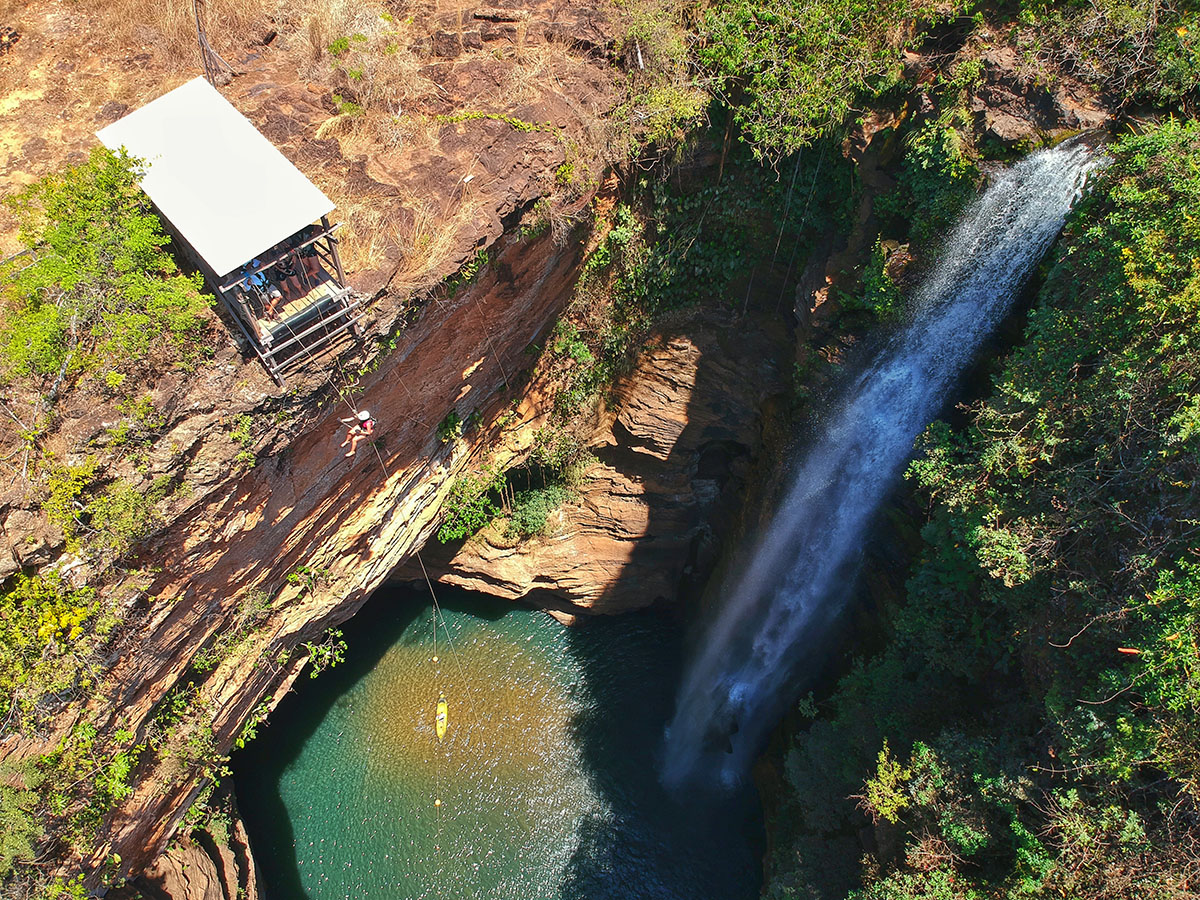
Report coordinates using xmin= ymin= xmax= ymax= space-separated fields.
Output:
xmin=435 ymin=694 xmax=448 ymax=742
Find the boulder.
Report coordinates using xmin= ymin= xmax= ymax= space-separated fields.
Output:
xmin=431 ymin=30 xmax=462 ymax=59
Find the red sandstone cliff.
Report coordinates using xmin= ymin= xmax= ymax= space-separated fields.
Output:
xmin=406 ymin=313 xmax=793 ymax=621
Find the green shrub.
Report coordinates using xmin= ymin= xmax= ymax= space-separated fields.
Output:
xmin=190 ymin=590 xmax=272 ymax=674
xmin=230 ymin=413 xmax=256 ymax=467
xmin=105 ymin=393 xmax=165 ymax=448
xmin=550 ymin=321 xmax=594 ymax=364
xmin=437 ymin=409 xmax=463 ymax=444
xmin=0 ymin=573 xmax=106 ymax=724
xmin=849 ymin=239 xmax=904 ymax=319
xmin=304 ymin=628 xmax=347 ymax=678
xmin=437 ymin=467 xmax=503 ymax=542
xmin=0 ymin=148 xmax=212 ymax=386
xmin=40 ymin=456 xmax=100 ymax=547
xmin=0 ymin=762 xmax=41 ymax=880
xmin=331 ymin=92 xmax=363 ymax=116
xmin=507 ymin=484 xmax=571 ymax=538
xmin=858 ymin=740 xmax=911 ymax=824
xmin=85 ymin=476 xmax=169 ymax=555
xmin=444 ymin=249 xmax=490 ymax=297
xmin=530 ymin=423 xmax=584 ymax=474
xmin=235 ymin=700 xmax=272 ymax=749
xmin=876 ymin=115 xmax=980 ymax=247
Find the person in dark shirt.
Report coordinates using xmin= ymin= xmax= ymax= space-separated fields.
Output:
xmin=272 ymin=253 xmax=304 ymax=303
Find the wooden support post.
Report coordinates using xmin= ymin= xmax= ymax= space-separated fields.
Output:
xmin=323 ymin=215 xmax=348 ymax=289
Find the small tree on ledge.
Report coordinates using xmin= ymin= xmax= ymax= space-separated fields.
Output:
xmin=0 ymin=147 xmax=214 ymax=396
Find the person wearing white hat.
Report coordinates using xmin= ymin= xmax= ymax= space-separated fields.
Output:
xmin=340 ymin=409 xmax=375 ymax=458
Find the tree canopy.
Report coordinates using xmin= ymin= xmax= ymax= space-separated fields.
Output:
xmin=0 ymin=147 xmax=212 ymax=387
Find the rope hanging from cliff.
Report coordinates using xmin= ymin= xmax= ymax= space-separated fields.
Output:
xmin=432 ymin=587 xmax=444 ymax=866
xmin=471 ymin=294 xmax=512 ymax=392
xmin=344 ymin=365 xmax=486 ymax=862
xmin=772 ymin=150 xmax=803 ymax=263
xmin=776 ymin=140 xmax=829 ymax=315
xmin=418 ymin=551 xmax=475 ymax=717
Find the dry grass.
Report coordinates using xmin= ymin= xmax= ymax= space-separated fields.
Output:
xmin=10 ymin=0 xmax=617 ymax=297
xmin=316 ymin=107 xmax=440 ymax=171
xmin=294 ymin=0 xmax=444 ymax=119
xmin=483 ymin=40 xmax=580 ymax=108
xmin=79 ymin=0 xmax=278 ymax=68
xmin=321 ymin=189 xmax=403 ymax=277
xmin=317 ymin=163 xmax=480 ymax=291
xmin=388 ymin=191 xmax=483 ymax=295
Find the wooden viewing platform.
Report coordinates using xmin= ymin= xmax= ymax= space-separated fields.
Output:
xmin=97 ymin=77 xmax=362 ymax=385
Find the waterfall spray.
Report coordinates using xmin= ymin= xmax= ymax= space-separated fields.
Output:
xmin=662 ymin=138 xmax=1106 ymax=791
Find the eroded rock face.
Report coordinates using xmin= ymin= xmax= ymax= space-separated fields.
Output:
xmin=971 ymin=46 xmax=1109 ymax=145
xmin=139 ymin=841 xmax=226 ymax=900
xmin=36 ymin=225 xmax=588 ymax=881
xmin=111 ymin=808 xmax=260 ymax=900
xmin=409 ymin=312 xmax=792 ymax=619
xmin=0 ymin=5 xmax=631 ymax=889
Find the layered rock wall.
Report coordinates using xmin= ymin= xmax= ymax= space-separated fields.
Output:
xmin=407 ymin=312 xmax=793 ymax=619
xmin=83 ymin=223 xmax=586 ymax=876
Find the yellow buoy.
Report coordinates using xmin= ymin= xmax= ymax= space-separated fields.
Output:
xmin=435 ymin=694 xmax=448 ymax=742
xmin=434 ymin=799 xmax=442 ymax=807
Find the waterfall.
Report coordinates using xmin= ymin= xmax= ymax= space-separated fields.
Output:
xmin=662 ymin=138 xmax=1106 ymax=791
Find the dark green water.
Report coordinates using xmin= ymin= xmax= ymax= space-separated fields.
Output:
xmin=234 ymin=585 xmax=762 ymax=900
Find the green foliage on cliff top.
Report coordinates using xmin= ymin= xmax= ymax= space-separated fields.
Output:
xmin=766 ymin=118 xmax=1200 ymax=899
xmin=1014 ymin=0 xmax=1200 ymax=109
xmin=0 ymin=572 xmax=116 ymax=729
xmin=698 ymin=0 xmax=964 ymax=161
xmin=695 ymin=0 xmax=1196 ymax=161
xmin=0 ymin=147 xmax=213 ymax=388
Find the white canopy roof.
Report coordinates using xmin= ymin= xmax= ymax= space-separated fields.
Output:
xmin=96 ymin=77 xmax=334 ymax=278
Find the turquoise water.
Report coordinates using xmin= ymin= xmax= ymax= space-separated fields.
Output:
xmin=234 ymin=586 xmax=762 ymax=900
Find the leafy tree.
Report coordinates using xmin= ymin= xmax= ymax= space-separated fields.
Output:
xmin=858 ymin=740 xmax=911 ymax=824
xmin=0 ymin=147 xmax=213 ymax=387
xmin=437 ymin=467 xmax=504 ymax=543
xmin=698 ymin=0 xmax=964 ymax=161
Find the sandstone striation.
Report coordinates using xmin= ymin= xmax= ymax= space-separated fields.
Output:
xmin=78 ymin=223 xmax=590 ymax=880
xmin=408 ymin=313 xmax=792 ymax=621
